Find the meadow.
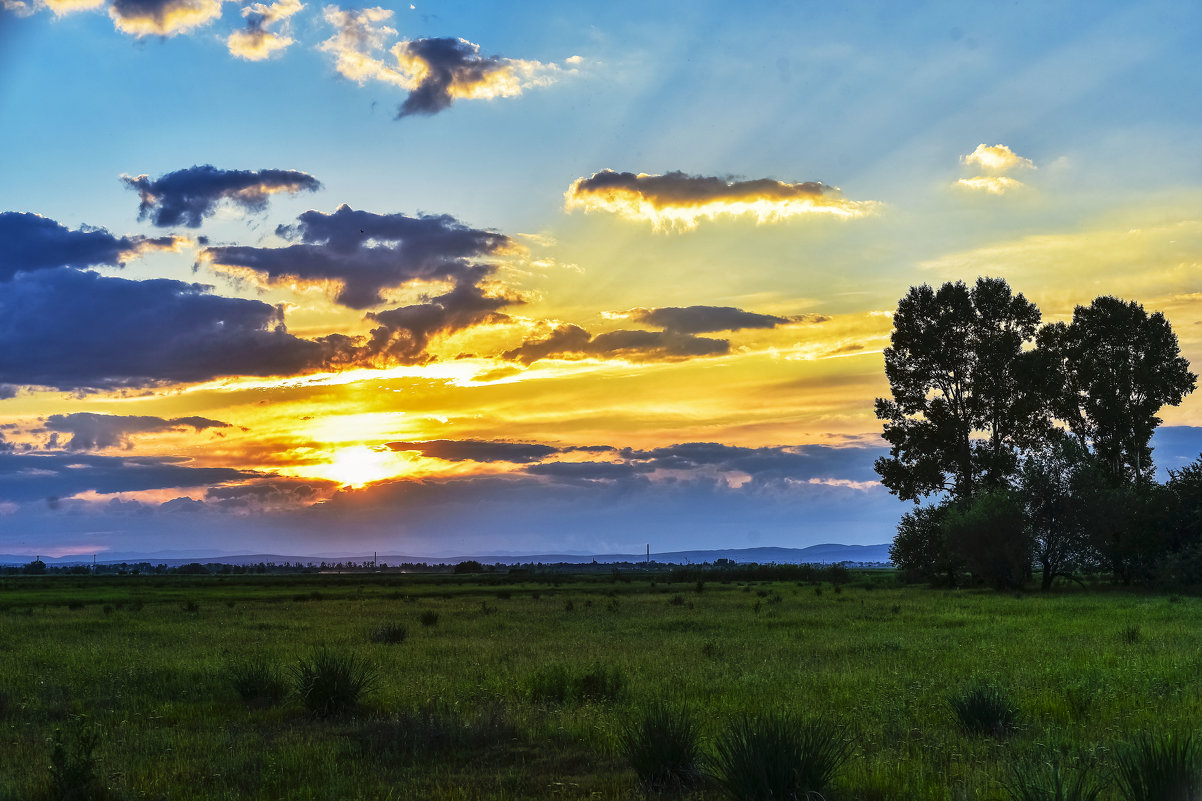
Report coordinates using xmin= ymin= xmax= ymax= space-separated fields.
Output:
xmin=1 ymin=569 xmax=1200 ymax=800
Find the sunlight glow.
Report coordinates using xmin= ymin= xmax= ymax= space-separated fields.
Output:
xmin=313 ymin=445 xmax=401 ymax=488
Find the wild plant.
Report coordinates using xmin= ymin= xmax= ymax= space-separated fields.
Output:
xmin=1004 ymin=760 xmax=1103 ymax=801
xmin=226 ymin=657 xmax=288 ymax=706
xmin=1114 ymin=732 xmax=1201 ymax=801
xmin=419 ymin=611 xmax=439 ymax=627
xmin=292 ymin=647 xmax=378 ymax=717
xmin=951 ymin=682 xmax=1018 ymax=736
xmin=368 ymin=622 xmax=408 ymax=645
xmin=46 ymin=721 xmax=107 ymax=801
xmin=619 ymin=701 xmax=703 ymax=794
xmin=709 ymin=711 xmax=850 ymax=801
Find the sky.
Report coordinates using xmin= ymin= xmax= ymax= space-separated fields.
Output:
xmin=1 ymin=0 xmax=1201 ymax=559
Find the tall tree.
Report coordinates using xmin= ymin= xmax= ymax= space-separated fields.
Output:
xmin=1037 ymin=297 xmax=1195 ymax=483
xmin=874 ymin=277 xmax=1043 ymax=502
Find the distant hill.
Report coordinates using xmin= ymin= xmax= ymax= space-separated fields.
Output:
xmin=0 ymin=543 xmax=891 ymax=567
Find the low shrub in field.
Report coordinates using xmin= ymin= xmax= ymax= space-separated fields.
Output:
xmin=226 ymin=657 xmax=288 ymax=706
xmin=709 ymin=712 xmax=850 ymax=801
xmin=369 ymin=623 xmax=408 ymax=645
xmin=292 ymin=648 xmax=378 ymax=717
xmin=951 ymin=682 xmax=1017 ymax=736
xmin=528 ymin=663 xmax=625 ymax=705
xmin=355 ymin=705 xmax=517 ymax=760
xmin=1121 ymin=624 xmax=1143 ymax=645
xmin=46 ymin=722 xmax=108 ymax=801
xmin=619 ymin=702 xmax=703 ymax=794
xmin=419 ymin=611 xmax=439 ymax=627
xmin=1114 ymin=732 xmax=1201 ymax=801
xmin=1004 ymin=760 xmax=1102 ymax=801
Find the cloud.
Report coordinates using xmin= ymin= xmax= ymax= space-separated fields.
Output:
xmin=627 ymin=305 xmax=800 ymax=334
xmin=962 ymin=144 xmax=1036 ymax=174
xmin=2 ymin=0 xmax=35 ymax=16
xmin=502 ymin=323 xmax=729 ymax=365
xmin=318 ymin=7 xmax=565 ymax=117
xmin=108 ymin=0 xmax=224 ymax=36
xmin=122 ymin=165 xmax=321 ymax=228
xmin=957 ymin=144 xmax=1035 ymax=194
xmin=227 ymin=0 xmax=301 ymax=60
xmin=0 ymin=451 xmax=257 ymax=503
xmin=0 ymin=268 xmax=340 ymax=391
xmin=565 ymin=170 xmax=880 ymax=230
xmin=40 ymin=0 xmax=104 ymax=14
xmin=41 ymin=413 xmax=231 ymax=450
xmin=392 ymin=37 xmax=559 ymax=117
xmin=356 ymin=280 xmax=517 ymax=364
xmin=385 ymin=439 xmax=560 ymax=463
xmin=203 ymin=204 xmax=513 ymax=308
xmin=0 ymin=212 xmax=184 ymax=280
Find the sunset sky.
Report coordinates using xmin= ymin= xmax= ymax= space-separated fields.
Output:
xmin=1 ymin=0 xmax=1201 ymax=559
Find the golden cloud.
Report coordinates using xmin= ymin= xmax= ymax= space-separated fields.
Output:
xmin=227 ymin=0 xmax=302 ymax=60
xmin=955 ymin=176 xmax=1026 ymax=195
xmin=41 ymin=0 xmax=103 ymax=14
xmin=318 ymin=6 xmax=411 ymax=86
xmin=564 ymin=170 xmax=880 ymax=231
xmin=962 ymin=143 xmax=1036 ymax=174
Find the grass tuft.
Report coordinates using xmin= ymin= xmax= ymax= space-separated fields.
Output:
xmin=951 ymin=682 xmax=1017 ymax=736
xmin=529 ymin=663 xmax=625 ymax=705
xmin=291 ymin=647 xmax=378 ymax=717
xmin=1004 ymin=760 xmax=1103 ymax=801
xmin=46 ymin=721 xmax=108 ymax=801
xmin=708 ymin=711 xmax=850 ymax=801
xmin=369 ymin=622 xmax=408 ymax=644
xmin=419 ymin=611 xmax=439 ymax=627
xmin=619 ymin=701 xmax=703 ymax=794
xmin=226 ymin=657 xmax=288 ymax=706
xmin=1114 ymin=732 xmax=1201 ymax=801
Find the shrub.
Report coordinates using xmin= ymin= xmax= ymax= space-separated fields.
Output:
xmin=1004 ymin=760 xmax=1103 ymax=801
xmin=369 ymin=623 xmax=408 ymax=645
xmin=46 ymin=722 xmax=107 ymax=801
xmin=1121 ymin=624 xmax=1143 ymax=645
xmin=619 ymin=701 xmax=703 ymax=794
xmin=291 ymin=648 xmax=378 ymax=717
xmin=1114 ymin=732 xmax=1201 ymax=801
xmin=951 ymin=682 xmax=1017 ymax=736
xmin=419 ymin=611 xmax=439 ymax=627
xmin=528 ymin=663 xmax=625 ymax=705
xmin=226 ymin=657 xmax=288 ymax=706
xmin=709 ymin=711 xmax=850 ymax=801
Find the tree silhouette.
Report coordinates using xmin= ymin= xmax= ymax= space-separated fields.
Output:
xmin=874 ymin=277 xmax=1042 ymax=502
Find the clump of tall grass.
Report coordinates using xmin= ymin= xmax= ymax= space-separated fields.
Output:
xmin=619 ymin=701 xmax=703 ymax=794
xmin=356 ymin=704 xmax=517 ymax=759
xmin=528 ymin=663 xmax=625 ymax=705
xmin=1004 ymin=760 xmax=1102 ymax=801
xmin=369 ymin=623 xmax=408 ymax=645
xmin=951 ymin=682 xmax=1017 ymax=736
xmin=419 ymin=611 xmax=439 ymax=627
xmin=1121 ymin=624 xmax=1143 ymax=645
xmin=46 ymin=721 xmax=108 ymax=801
xmin=226 ymin=657 xmax=288 ymax=706
xmin=292 ymin=648 xmax=378 ymax=717
xmin=1114 ymin=732 xmax=1201 ymax=801
xmin=708 ymin=711 xmax=850 ymax=801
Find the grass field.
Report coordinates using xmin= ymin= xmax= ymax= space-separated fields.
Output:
xmin=2 ymin=570 xmax=1200 ymax=800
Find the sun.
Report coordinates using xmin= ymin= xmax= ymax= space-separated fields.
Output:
xmin=319 ymin=445 xmax=398 ymax=488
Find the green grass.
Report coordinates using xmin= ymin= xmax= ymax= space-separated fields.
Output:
xmin=3 ymin=573 xmax=1202 ymax=798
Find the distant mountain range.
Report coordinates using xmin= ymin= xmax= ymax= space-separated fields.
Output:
xmin=0 ymin=543 xmax=891 ymax=567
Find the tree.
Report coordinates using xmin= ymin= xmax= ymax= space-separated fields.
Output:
xmin=888 ymin=501 xmax=961 ymax=585
xmin=1019 ymin=436 xmax=1091 ymax=589
xmin=944 ymin=488 xmax=1030 ymax=589
xmin=1037 ymin=296 xmax=1195 ymax=484
xmin=875 ymin=277 xmax=1043 ymax=502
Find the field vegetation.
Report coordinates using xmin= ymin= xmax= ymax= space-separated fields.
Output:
xmin=2 ymin=569 xmax=1202 ymax=800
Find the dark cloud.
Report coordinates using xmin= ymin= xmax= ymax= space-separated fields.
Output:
xmin=108 ymin=0 xmax=224 ymax=37
xmin=385 ymin=439 xmax=560 ymax=463
xmin=565 ymin=170 xmax=878 ymax=228
xmin=503 ymin=324 xmax=729 ymax=365
xmin=0 ymin=212 xmax=180 ymax=280
xmin=630 ymin=305 xmax=795 ymax=334
xmin=393 ymin=37 xmax=552 ymax=118
xmin=525 ymin=461 xmax=641 ymax=482
xmin=41 ymin=413 xmax=231 ymax=450
xmin=0 ymin=268 xmax=339 ymax=391
xmin=122 ymin=165 xmax=322 ymax=228
xmin=619 ymin=442 xmax=886 ymax=483
xmin=357 ymin=280 xmax=516 ymax=364
xmin=204 ymin=204 xmax=512 ymax=308
xmin=0 ymin=451 xmax=257 ymax=503
xmin=204 ymin=478 xmax=335 ymax=512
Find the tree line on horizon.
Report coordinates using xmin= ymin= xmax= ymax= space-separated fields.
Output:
xmin=877 ymin=277 xmax=1201 ymax=589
